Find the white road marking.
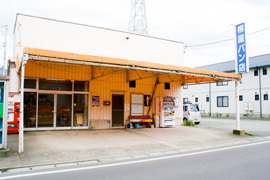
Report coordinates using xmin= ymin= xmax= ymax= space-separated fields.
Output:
xmin=1 ymin=140 xmax=270 ymax=179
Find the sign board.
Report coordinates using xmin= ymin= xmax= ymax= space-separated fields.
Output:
xmin=92 ymin=96 xmax=100 ymax=107
xmin=125 ymin=104 xmax=129 ymax=112
xmin=236 ymin=23 xmax=249 ymax=73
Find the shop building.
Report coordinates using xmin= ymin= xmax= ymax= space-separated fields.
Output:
xmin=10 ymin=14 xmax=241 ymax=133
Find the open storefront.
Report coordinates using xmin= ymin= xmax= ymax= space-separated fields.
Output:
xmin=11 ymin=14 xmax=241 ymax=153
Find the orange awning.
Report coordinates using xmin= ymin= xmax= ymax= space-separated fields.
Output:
xmin=23 ymin=47 xmax=241 ymax=84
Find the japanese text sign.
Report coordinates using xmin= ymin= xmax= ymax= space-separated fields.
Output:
xmin=236 ymin=23 xmax=249 ymax=73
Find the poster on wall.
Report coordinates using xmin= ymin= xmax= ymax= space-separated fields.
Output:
xmin=144 ymin=95 xmax=151 ymax=106
xmin=125 ymin=104 xmax=129 ymax=112
xmin=173 ymin=97 xmax=179 ymax=109
xmin=92 ymin=96 xmax=100 ymax=107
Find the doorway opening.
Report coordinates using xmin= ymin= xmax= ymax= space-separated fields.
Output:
xmin=112 ymin=94 xmax=124 ymax=127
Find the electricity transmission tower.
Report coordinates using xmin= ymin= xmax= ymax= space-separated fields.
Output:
xmin=128 ymin=0 xmax=148 ymax=35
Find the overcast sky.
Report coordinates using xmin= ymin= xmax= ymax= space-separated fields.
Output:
xmin=0 ymin=0 xmax=269 ymax=68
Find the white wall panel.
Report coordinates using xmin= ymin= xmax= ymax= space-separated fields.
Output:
xmin=15 ymin=15 xmax=184 ymax=66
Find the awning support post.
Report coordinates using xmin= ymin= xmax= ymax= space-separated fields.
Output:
xmin=18 ymin=54 xmax=28 ymax=153
xmin=233 ymin=80 xmax=244 ymax=135
xmin=235 ymin=81 xmax=240 ymax=130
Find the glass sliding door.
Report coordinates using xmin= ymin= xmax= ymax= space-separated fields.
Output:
xmin=57 ymin=94 xmax=72 ymax=127
xmin=38 ymin=94 xmax=54 ymax=127
xmin=73 ymin=94 xmax=88 ymax=127
xmin=24 ymin=92 xmax=37 ymax=128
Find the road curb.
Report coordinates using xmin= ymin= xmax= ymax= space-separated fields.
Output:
xmin=0 ymin=159 xmax=99 ymax=174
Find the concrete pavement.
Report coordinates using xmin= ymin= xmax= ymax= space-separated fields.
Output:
xmin=200 ymin=118 xmax=270 ymax=136
xmin=0 ymin=125 xmax=268 ymax=173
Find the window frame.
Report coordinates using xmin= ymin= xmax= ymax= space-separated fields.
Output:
xmin=264 ymin=94 xmax=268 ymax=101
xmin=254 ymin=69 xmax=258 ymax=76
xmin=263 ymin=68 xmax=267 ymax=75
xmin=217 ymin=96 xmax=229 ymax=107
xmin=255 ymin=94 xmax=259 ymax=101
xmin=239 ymin=95 xmax=243 ymax=101
xmin=216 ymin=81 xmax=228 ymax=86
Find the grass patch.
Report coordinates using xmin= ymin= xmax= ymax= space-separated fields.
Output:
xmin=183 ymin=120 xmax=195 ymax=127
xmin=245 ymin=132 xmax=255 ymax=136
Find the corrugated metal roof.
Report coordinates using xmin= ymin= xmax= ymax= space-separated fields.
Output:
xmin=198 ymin=54 xmax=270 ymax=72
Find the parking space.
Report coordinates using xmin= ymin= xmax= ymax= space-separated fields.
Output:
xmin=199 ymin=118 xmax=270 ymax=137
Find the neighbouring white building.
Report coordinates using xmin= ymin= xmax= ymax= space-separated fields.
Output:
xmin=183 ymin=54 xmax=270 ymax=119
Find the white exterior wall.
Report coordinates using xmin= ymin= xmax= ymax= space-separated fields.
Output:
xmin=8 ymin=62 xmax=19 ymax=92
xmin=14 ymin=14 xmax=184 ymax=66
xmin=183 ymin=67 xmax=270 ymax=118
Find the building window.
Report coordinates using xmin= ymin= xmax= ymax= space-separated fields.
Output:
xmin=217 ymin=96 xmax=229 ymax=107
xmin=195 ymin=97 xmax=198 ymax=102
xmin=165 ymin=83 xmax=170 ymax=90
xmin=216 ymin=81 xmax=228 ymax=86
xmin=183 ymin=85 xmax=188 ymax=89
xmin=263 ymin=68 xmax=267 ymax=75
xmin=239 ymin=95 xmax=243 ymax=101
xmin=183 ymin=98 xmax=188 ymax=103
xmin=206 ymin=97 xmax=209 ymax=102
xmin=24 ymin=79 xmax=36 ymax=89
xmin=24 ymin=92 xmax=37 ymax=128
xmin=264 ymin=94 xmax=268 ymax=100
xmin=129 ymin=80 xmax=136 ymax=88
xmin=74 ymin=81 xmax=89 ymax=92
xmin=39 ymin=79 xmax=72 ymax=91
xmin=254 ymin=69 xmax=258 ymax=76
xmin=255 ymin=94 xmax=259 ymax=101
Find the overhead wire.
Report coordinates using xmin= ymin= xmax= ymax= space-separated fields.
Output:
xmin=185 ymin=26 xmax=270 ymax=49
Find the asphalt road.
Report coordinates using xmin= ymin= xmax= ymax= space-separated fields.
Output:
xmin=200 ymin=118 xmax=270 ymax=136
xmin=1 ymin=141 xmax=270 ymax=180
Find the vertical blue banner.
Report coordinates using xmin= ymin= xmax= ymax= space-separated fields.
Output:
xmin=236 ymin=23 xmax=248 ymax=73
xmin=0 ymin=82 xmax=3 ymax=145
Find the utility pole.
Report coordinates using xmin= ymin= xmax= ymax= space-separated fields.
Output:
xmin=1 ymin=25 xmax=8 ymax=69
xmin=129 ymin=0 xmax=148 ymax=35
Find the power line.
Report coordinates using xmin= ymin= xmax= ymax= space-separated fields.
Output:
xmin=185 ymin=26 xmax=270 ymax=49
